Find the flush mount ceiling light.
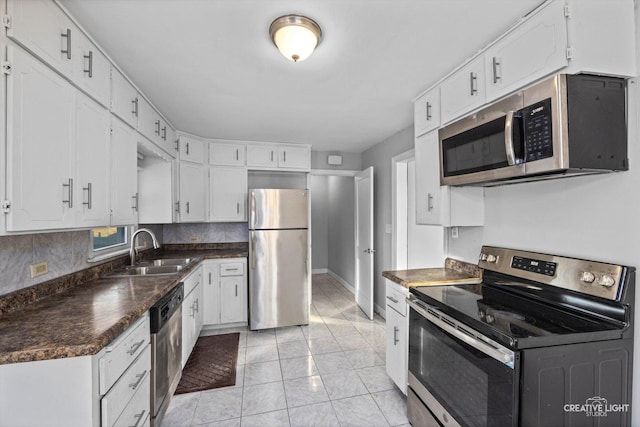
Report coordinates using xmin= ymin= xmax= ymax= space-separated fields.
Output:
xmin=269 ymin=14 xmax=322 ymax=62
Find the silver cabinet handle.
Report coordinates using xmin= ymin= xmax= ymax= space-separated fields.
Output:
xmin=236 ymin=202 xmax=240 ymax=214
xmin=426 ymin=102 xmax=432 ymax=121
xmin=129 ymin=371 xmax=146 ymax=390
xmin=132 ymin=97 xmax=139 ymax=117
xmin=194 ymin=297 xmax=199 ymax=313
xmin=492 ymin=57 xmax=501 ymax=84
xmin=174 ymin=139 xmax=179 ymax=152
xmin=386 ymin=295 xmax=399 ymax=304
xmin=235 ymin=148 xmax=239 ymax=161
xmin=427 ymin=193 xmax=433 ymax=212
xmin=208 ymin=272 xmax=212 ymax=284
xmin=504 ymin=111 xmax=516 ymax=166
xmin=270 ymin=151 xmax=274 ymax=162
xmin=162 ymin=126 xmax=167 ymax=141
xmin=175 ymin=201 xmax=180 ymax=213
xmin=82 ymin=182 xmax=92 ymax=209
xmin=469 ymin=71 xmax=477 ymax=95
xmin=61 ymin=29 xmax=71 ymax=59
xmin=283 ymin=151 xmax=287 ymax=162
xmin=129 ymin=410 xmax=146 ymax=427
xmin=83 ymin=51 xmax=93 ymax=77
xmin=393 ymin=326 xmax=399 ymax=345
xmin=132 ymin=193 xmax=139 ymax=211
xmin=186 ymin=201 xmax=190 ymax=214
xmin=235 ymin=284 xmax=238 ymax=297
xmin=62 ymin=178 xmax=73 ymax=208
xmin=155 ymin=120 xmax=161 ymax=135
xmin=126 ymin=340 xmax=145 ymax=356
xmin=185 ymin=142 xmax=190 ymax=155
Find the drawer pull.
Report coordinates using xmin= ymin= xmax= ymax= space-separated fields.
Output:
xmin=393 ymin=326 xmax=399 ymax=345
xmin=127 ymin=340 xmax=145 ymax=356
xmin=225 ymin=268 xmax=238 ymax=271
xmin=129 ymin=371 xmax=147 ymax=390
xmin=129 ymin=409 xmax=146 ymax=427
xmin=386 ymin=296 xmax=399 ymax=304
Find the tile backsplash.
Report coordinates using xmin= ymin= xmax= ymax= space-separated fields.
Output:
xmin=0 ymin=223 xmax=248 ymax=297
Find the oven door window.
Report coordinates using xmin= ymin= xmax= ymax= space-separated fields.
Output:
xmin=442 ymin=115 xmax=524 ymax=177
xmin=409 ymin=308 xmax=517 ymax=426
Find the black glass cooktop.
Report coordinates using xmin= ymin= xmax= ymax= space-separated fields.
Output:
xmin=410 ymin=283 xmax=627 ymax=349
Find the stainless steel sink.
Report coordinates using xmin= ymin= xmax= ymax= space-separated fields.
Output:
xmin=109 ymin=265 xmax=185 ymax=276
xmin=140 ymin=258 xmax=194 ymax=267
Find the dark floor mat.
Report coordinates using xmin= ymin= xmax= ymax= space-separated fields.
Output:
xmin=175 ymin=333 xmax=240 ymax=394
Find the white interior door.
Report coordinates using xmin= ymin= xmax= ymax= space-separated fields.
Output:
xmin=355 ymin=167 xmax=374 ymax=320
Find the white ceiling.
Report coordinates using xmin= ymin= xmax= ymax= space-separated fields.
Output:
xmin=58 ymin=0 xmax=542 ymax=153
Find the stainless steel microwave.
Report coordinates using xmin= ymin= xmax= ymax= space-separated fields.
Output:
xmin=439 ymin=74 xmax=628 ymax=186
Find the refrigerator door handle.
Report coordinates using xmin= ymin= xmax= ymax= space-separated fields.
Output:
xmin=251 ymin=191 xmax=258 ymax=229
xmin=250 ymin=231 xmax=256 ymax=270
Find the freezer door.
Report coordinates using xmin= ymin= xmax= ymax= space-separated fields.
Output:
xmin=249 ymin=189 xmax=308 ymax=230
xmin=249 ymin=229 xmax=309 ymax=330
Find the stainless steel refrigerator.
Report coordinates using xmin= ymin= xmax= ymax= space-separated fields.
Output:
xmin=249 ymin=189 xmax=310 ymax=330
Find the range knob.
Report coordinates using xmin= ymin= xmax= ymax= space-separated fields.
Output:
xmin=486 ymin=254 xmax=497 ymax=263
xmin=579 ymin=271 xmax=596 ymax=284
xmin=479 ymin=253 xmax=488 ymax=261
xmin=598 ymin=274 xmax=616 ymax=288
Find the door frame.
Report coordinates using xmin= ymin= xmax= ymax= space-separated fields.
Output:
xmin=391 ymin=149 xmax=415 ymax=271
xmin=354 ymin=166 xmax=374 ymax=320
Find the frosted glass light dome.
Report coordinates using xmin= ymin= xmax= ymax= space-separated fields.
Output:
xmin=270 ymin=15 xmax=322 ymax=62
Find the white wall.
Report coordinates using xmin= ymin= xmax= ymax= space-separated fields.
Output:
xmin=327 ymin=176 xmax=355 ymax=284
xmin=310 ymin=175 xmax=329 ymax=271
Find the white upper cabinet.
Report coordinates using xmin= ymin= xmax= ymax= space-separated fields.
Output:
xmin=246 ymin=144 xmax=278 ymax=168
xmin=6 ymin=46 xmax=76 ymax=231
xmin=209 ymin=167 xmax=247 ymax=222
xmin=178 ymin=162 xmax=206 ymax=222
xmin=180 ymin=136 xmax=205 ymax=163
xmin=413 ymin=87 xmax=440 ymax=138
xmin=73 ymin=31 xmax=110 ymax=108
xmin=278 ymin=146 xmax=310 ymax=170
xmin=6 ymin=0 xmax=76 ymax=77
xmin=484 ymin=0 xmax=568 ymax=101
xmin=75 ymin=92 xmax=110 ymax=227
xmin=110 ymin=68 xmax=138 ymax=128
xmin=111 ymin=117 xmax=138 ymax=226
xmin=210 ymin=142 xmax=246 ymax=166
xmin=136 ymin=96 xmax=160 ymax=145
xmin=440 ymin=56 xmax=486 ymax=125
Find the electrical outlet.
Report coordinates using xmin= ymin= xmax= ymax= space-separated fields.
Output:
xmin=451 ymin=227 xmax=459 ymax=239
xmin=190 ymin=236 xmax=199 ymax=243
xmin=30 ymin=261 xmax=48 ymax=278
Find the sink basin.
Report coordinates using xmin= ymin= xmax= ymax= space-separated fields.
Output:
xmin=109 ymin=265 xmax=185 ymax=276
xmin=140 ymin=258 xmax=194 ymax=267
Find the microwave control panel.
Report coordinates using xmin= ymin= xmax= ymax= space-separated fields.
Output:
xmin=523 ymin=98 xmax=553 ymax=162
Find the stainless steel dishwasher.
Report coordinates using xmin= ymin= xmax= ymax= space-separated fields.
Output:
xmin=149 ymin=282 xmax=183 ymax=427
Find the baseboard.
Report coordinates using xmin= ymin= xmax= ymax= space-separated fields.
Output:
xmin=312 ymin=268 xmax=328 ymax=274
xmin=375 ymin=303 xmax=386 ymax=320
xmin=327 ymin=270 xmax=355 ymax=295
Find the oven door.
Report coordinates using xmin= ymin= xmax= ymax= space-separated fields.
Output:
xmin=407 ymin=297 xmax=519 ymax=427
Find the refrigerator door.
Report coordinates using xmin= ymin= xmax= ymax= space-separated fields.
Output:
xmin=249 ymin=229 xmax=309 ymax=330
xmin=250 ymin=189 xmax=308 ymax=230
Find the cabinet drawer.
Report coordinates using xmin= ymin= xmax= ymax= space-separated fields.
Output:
xmin=385 ymin=283 xmax=408 ymax=317
xmin=101 ymin=344 xmax=151 ymax=427
xmin=113 ymin=372 xmax=151 ymax=427
xmin=99 ymin=315 xmax=150 ymax=395
xmin=220 ymin=262 xmax=244 ymax=276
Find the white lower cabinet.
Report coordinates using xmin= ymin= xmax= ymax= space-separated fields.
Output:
xmin=385 ymin=280 xmax=409 ymax=395
xmin=0 ymin=313 xmax=150 ymax=427
xmin=203 ymin=258 xmax=248 ymax=327
xmin=182 ymin=266 xmax=204 ymax=368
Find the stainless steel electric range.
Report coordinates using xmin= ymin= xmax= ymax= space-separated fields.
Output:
xmin=407 ymin=246 xmax=634 ymax=427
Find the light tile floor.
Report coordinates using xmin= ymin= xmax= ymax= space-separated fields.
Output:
xmin=161 ymin=274 xmax=410 ymax=427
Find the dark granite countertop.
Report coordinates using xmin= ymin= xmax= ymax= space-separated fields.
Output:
xmin=382 ymin=258 xmax=483 ymax=288
xmin=0 ymin=245 xmax=247 ymax=365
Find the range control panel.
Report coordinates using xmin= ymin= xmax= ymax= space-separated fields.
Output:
xmin=479 ymin=246 xmax=626 ymax=301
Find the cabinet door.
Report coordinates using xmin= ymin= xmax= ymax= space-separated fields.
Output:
xmin=485 ymin=0 xmax=568 ymax=100
xmin=180 ymin=136 xmax=205 ymax=163
xmin=220 ymin=276 xmax=246 ymax=324
xmin=111 ymin=117 xmax=138 ymax=226
xmin=440 ymin=56 xmax=486 ymax=124
xmin=278 ymin=146 xmax=310 ymax=170
xmin=194 ymin=281 xmax=204 ymax=337
xmin=6 ymin=46 xmax=75 ymax=231
xmin=385 ymin=305 xmax=408 ymax=394
xmin=110 ymin=68 xmax=138 ymax=128
xmin=75 ymin=92 xmax=110 ymax=227
xmin=137 ymin=96 xmax=162 ymax=146
xmin=178 ymin=163 xmax=206 ymax=222
xmin=73 ymin=31 xmax=110 ymax=108
xmin=157 ymin=118 xmax=175 ymax=157
xmin=181 ymin=290 xmax=195 ymax=368
xmin=414 ymin=131 xmax=442 ymax=225
xmin=209 ymin=167 xmax=248 ymax=222
xmin=202 ymin=262 xmax=220 ymax=326
xmin=6 ymin=0 xmax=75 ymax=76
xmin=246 ymin=144 xmax=278 ymax=168
xmin=414 ymin=87 xmax=440 ymax=137
xmin=210 ymin=142 xmax=245 ymax=166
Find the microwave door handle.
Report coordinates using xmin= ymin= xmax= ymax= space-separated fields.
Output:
xmin=504 ymin=111 xmax=517 ymax=166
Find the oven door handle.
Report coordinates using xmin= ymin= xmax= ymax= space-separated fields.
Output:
xmin=407 ymin=297 xmax=515 ymax=369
